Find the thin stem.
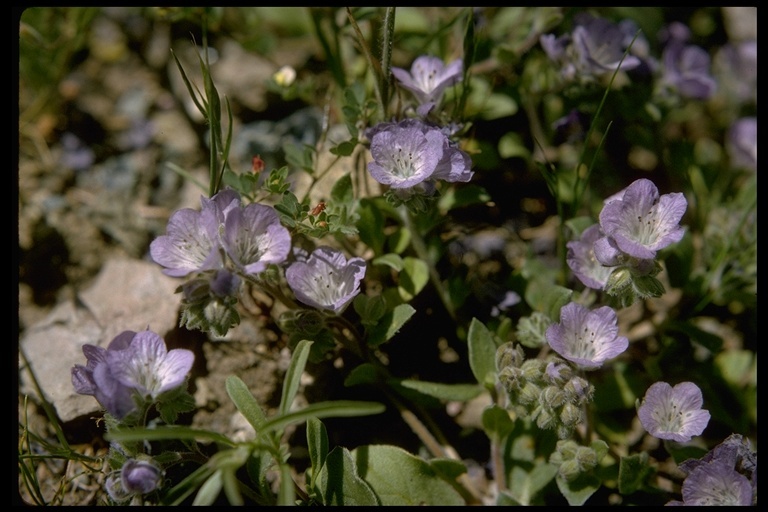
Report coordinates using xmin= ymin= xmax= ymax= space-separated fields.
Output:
xmin=399 ymin=206 xmax=457 ymax=322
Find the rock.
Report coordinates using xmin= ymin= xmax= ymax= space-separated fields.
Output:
xmin=19 ymin=258 xmax=182 ymax=423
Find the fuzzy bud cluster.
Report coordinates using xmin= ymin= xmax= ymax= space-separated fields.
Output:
xmin=549 ymin=439 xmax=609 ymax=481
xmin=496 ymin=342 xmax=595 ymax=439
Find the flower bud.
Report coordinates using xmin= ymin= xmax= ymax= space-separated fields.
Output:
xmin=496 ymin=342 xmax=525 ymax=371
xmin=519 ymin=382 xmax=542 ymax=405
xmin=557 ymin=459 xmax=581 ymax=481
xmin=121 ymin=458 xmax=162 ymax=495
xmin=564 ymin=376 xmax=594 ymax=405
xmin=560 ymin=402 xmax=582 ymax=426
xmin=535 ymin=407 xmax=556 ymax=429
xmin=542 ymin=385 xmax=565 ymax=408
xmin=521 ymin=359 xmax=546 ymax=380
xmin=575 ymin=446 xmax=598 ymax=471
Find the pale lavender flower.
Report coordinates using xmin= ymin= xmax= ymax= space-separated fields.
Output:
xmin=713 ymin=40 xmax=757 ymax=106
xmin=71 ymin=331 xmax=141 ymax=419
xmin=285 ymin=246 xmax=366 ymax=314
xmin=567 ymin=223 xmax=613 ymax=290
xmin=220 ymin=202 xmax=292 ymax=276
xmin=670 ymin=433 xmax=758 ymax=506
xmin=598 ymin=178 xmax=687 ymax=260
xmin=392 ymin=55 xmax=463 ymax=114
xmin=660 ymin=40 xmax=717 ymax=100
xmin=149 ymin=192 xmax=230 ymax=277
xmin=545 ymin=302 xmax=628 ymax=369
xmin=571 ymin=13 xmax=642 ymax=76
xmin=727 ymin=116 xmax=757 ymax=172
xmin=72 ymin=330 xmax=194 ymax=418
xmin=667 ymin=461 xmax=753 ymax=506
xmin=366 ymin=119 xmax=473 ymax=195
xmin=637 ymin=381 xmax=710 ymax=443
xmin=151 ymin=188 xmax=290 ymax=278
xmin=540 ymin=13 xmax=641 ymax=82
xmin=107 ymin=330 xmax=195 ymax=400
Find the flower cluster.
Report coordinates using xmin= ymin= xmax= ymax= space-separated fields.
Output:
xmin=71 ymin=330 xmax=194 ymax=420
xmin=567 ymin=178 xmax=687 ymax=305
xmin=150 ymin=188 xmax=291 ymax=335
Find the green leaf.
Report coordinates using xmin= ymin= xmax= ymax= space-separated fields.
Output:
xmin=343 ymin=363 xmax=380 ymax=387
xmin=106 ymin=425 xmax=234 ymax=448
xmin=314 ymin=447 xmax=380 ymax=505
xmin=398 ymin=257 xmax=429 ymax=301
xmin=329 ymin=139 xmax=358 ymax=156
xmin=259 ymin=401 xmax=385 ymax=436
xmin=555 ymin=472 xmax=601 ymax=506
xmin=279 ymin=339 xmax=313 ymax=416
xmin=357 ymin=198 xmax=385 ymax=256
xmin=330 ymin=172 xmax=354 ymax=205
xmin=618 ymin=452 xmax=654 ymax=495
xmin=353 ymin=294 xmax=387 ymax=326
xmin=225 ymin=375 xmax=268 ymax=432
xmin=399 ymin=380 xmax=484 ymax=402
xmin=367 ymin=303 xmax=416 ymax=347
xmin=525 ymin=279 xmax=573 ymax=320
xmin=481 ymin=405 xmax=515 ymax=443
xmin=437 ymin=184 xmax=491 ymax=212
xmin=193 ymin=469 xmax=223 ymax=506
xmin=372 ymin=253 xmax=404 ymax=272
xmin=468 ymin=317 xmax=499 ymax=387
xmin=306 ymin=417 xmax=329 ymax=491
xmin=428 ymin=458 xmax=468 ymax=481
xmin=498 ymin=131 xmax=531 ymax=159
xmin=352 ymin=444 xmax=465 ymax=505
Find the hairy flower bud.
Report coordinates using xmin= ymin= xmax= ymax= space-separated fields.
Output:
xmin=519 ymin=382 xmax=542 ymax=405
xmin=496 ymin=342 xmax=525 ymax=371
xmin=560 ymin=402 xmax=583 ymax=426
xmin=542 ymin=385 xmax=565 ymax=409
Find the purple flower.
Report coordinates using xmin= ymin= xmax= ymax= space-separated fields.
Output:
xmin=570 ymin=13 xmax=642 ymax=76
xmin=105 ymin=458 xmax=163 ymax=502
xmin=545 ymin=302 xmax=628 ymax=369
xmin=107 ymin=330 xmax=195 ymax=400
xmin=366 ymin=119 xmax=473 ymax=195
xmin=71 ymin=330 xmax=194 ymax=418
xmin=670 ymin=434 xmax=757 ymax=506
xmin=598 ymin=179 xmax=687 ymax=260
xmin=392 ymin=55 xmax=463 ymax=113
xmin=71 ymin=331 xmax=141 ymax=419
xmin=667 ymin=461 xmax=753 ymax=506
xmin=285 ymin=246 xmax=366 ymax=314
xmin=540 ymin=13 xmax=641 ymax=82
xmin=660 ymin=38 xmax=717 ymax=100
xmin=150 ymin=188 xmax=290 ymax=278
xmin=566 ymin=224 xmax=613 ymax=290
xmin=713 ymin=40 xmax=757 ymax=106
xmin=121 ymin=458 xmax=162 ymax=494
xmin=149 ymin=196 xmax=226 ymax=278
xmin=220 ymin=202 xmax=292 ymax=276
xmin=637 ymin=381 xmax=710 ymax=443
xmin=727 ymin=116 xmax=757 ymax=172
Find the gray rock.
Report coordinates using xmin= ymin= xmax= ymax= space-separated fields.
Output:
xmin=19 ymin=258 xmax=182 ymax=423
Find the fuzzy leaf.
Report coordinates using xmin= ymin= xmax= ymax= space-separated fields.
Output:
xmin=352 ymin=444 xmax=465 ymax=505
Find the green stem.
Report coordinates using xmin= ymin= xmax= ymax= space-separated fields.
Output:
xmin=399 ymin=206 xmax=457 ymax=322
